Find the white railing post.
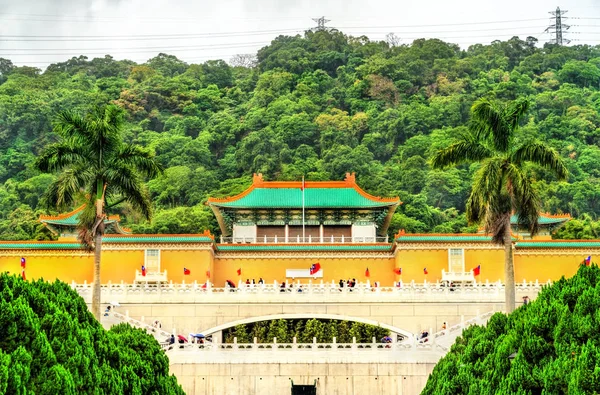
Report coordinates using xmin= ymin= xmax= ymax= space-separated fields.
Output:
xmin=293 ymin=336 xmax=297 ymax=351
xmin=273 ymin=337 xmax=277 ymax=351
xmin=352 ymin=336 xmax=357 ymax=351
xmin=233 ymin=337 xmax=238 ymax=351
xmin=275 ymin=235 xmax=278 ymax=243
xmin=254 ymin=337 xmax=258 ymax=351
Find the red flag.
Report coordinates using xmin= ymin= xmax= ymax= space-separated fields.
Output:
xmin=141 ymin=265 xmax=146 ymax=277
xmin=21 ymin=269 xmax=26 ymax=281
xmin=20 ymin=257 xmax=26 ymax=268
xmin=237 ymin=268 xmax=242 ymax=276
xmin=206 ymin=270 xmax=211 ymax=278
xmin=393 ymin=267 xmax=402 ymax=275
xmin=424 ymin=267 xmax=428 ymax=275
xmin=473 ymin=265 xmax=481 ymax=276
xmin=309 ymin=263 xmax=321 ymax=275
xmin=365 ymin=267 xmax=370 ymax=278
xmin=184 ymin=267 xmax=191 ymax=275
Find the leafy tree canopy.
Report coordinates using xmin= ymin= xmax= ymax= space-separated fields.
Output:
xmin=423 ymin=264 xmax=600 ymax=394
xmin=0 ymin=273 xmax=184 ymax=394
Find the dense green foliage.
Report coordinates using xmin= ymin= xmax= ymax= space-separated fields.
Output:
xmin=1 ymin=31 xmax=600 ymax=239
xmin=223 ymin=318 xmax=390 ymax=343
xmin=0 ymin=273 xmax=184 ymax=394
xmin=423 ymin=264 xmax=600 ymax=394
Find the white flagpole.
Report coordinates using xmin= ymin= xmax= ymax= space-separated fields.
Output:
xmin=302 ymin=176 xmax=305 ymax=242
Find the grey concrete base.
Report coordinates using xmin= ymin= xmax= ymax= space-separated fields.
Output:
xmin=171 ymin=360 xmax=437 ymax=395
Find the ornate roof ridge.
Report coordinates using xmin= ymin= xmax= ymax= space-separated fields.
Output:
xmin=39 ymin=205 xmax=85 ymax=221
xmin=538 ymin=212 xmax=571 ymax=219
xmin=207 ymin=173 xmax=400 ymax=205
xmin=104 ymin=230 xmax=214 ymax=240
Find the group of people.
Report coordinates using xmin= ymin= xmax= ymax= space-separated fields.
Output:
xmin=244 ymin=278 xmax=264 ymax=286
xmin=339 ymin=278 xmax=357 ymax=288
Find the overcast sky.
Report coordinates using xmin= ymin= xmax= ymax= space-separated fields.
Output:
xmin=0 ymin=0 xmax=599 ymax=68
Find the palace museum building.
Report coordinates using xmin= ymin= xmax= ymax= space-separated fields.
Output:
xmin=0 ymin=173 xmax=597 ymax=286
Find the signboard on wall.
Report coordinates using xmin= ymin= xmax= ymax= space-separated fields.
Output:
xmin=285 ymin=269 xmax=323 ymax=278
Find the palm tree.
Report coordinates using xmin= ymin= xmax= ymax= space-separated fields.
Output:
xmin=36 ymin=105 xmax=162 ymax=320
xmin=431 ymin=97 xmax=568 ymax=313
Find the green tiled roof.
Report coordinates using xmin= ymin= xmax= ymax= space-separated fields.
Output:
xmin=216 ymin=244 xmax=393 ymax=252
xmin=103 ymin=236 xmax=213 ymax=243
xmin=517 ymin=241 xmax=600 ymax=248
xmin=41 ymin=211 xmax=116 ymax=226
xmin=0 ymin=243 xmax=82 ymax=250
xmin=211 ymin=188 xmax=396 ymax=208
xmin=396 ymin=235 xmax=496 ymax=242
xmin=510 ymin=214 xmax=569 ymax=225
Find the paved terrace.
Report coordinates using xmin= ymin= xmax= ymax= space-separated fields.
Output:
xmin=73 ymin=280 xmax=546 ymax=304
xmin=86 ymin=281 xmax=540 ymax=336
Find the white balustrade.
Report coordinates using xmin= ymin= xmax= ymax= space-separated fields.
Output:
xmin=162 ymin=310 xmax=494 ymax=356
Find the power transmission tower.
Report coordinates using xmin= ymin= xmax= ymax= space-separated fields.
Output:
xmin=545 ymin=7 xmax=570 ymax=45
xmin=312 ymin=16 xmax=331 ymax=31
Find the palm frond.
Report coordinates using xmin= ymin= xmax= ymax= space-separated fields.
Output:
xmin=35 ymin=143 xmax=86 ymax=173
xmin=511 ymin=141 xmax=568 ymax=180
xmin=77 ymin=199 xmax=100 ymax=252
xmin=470 ymin=98 xmax=511 ymax=152
xmin=104 ymin=164 xmax=153 ymax=220
xmin=431 ymin=139 xmax=492 ymax=169
xmin=53 ymin=110 xmax=92 ymax=143
xmin=506 ymin=164 xmax=541 ymax=236
xmin=87 ymin=105 xmax=124 ymax=159
xmin=465 ymin=158 xmax=504 ymax=224
xmin=45 ymin=166 xmax=93 ymax=209
xmin=113 ymin=144 xmax=163 ymax=178
xmin=502 ymin=97 xmax=530 ymax=132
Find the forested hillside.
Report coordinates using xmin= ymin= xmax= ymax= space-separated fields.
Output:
xmin=0 ymin=30 xmax=599 ymax=240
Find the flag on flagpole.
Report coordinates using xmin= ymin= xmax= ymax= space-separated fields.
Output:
xmin=21 ymin=269 xmax=26 ymax=281
xmin=141 ymin=265 xmax=146 ymax=277
xmin=184 ymin=267 xmax=191 ymax=275
xmin=473 ymin=265 xmax=481 ymax=276
xmin=424 ymin=267 xmax=428 ymax=275
xmin=206 ymin=270 xmax=211 ymax=279
xmin=584 ymin=256 xmax=592 ymax=266
xmin=20 ymin=257 xmax=26 ymax=268
xmin=309 ymin=263 xmax=321 ymax=275
xmin=237 ymin=268 xmax=242 ymax=276
xmin=365 ymin=267 xmax=370 ymax=278
xmin=393 ymin=267 xmax=402 ymax=275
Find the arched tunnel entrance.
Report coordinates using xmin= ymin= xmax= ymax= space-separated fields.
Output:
xmin=199 ymin=313 xmax=414 ymax=343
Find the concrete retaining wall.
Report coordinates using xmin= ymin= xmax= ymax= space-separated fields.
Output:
xmin=170 ymin=362 xmax=435 ymax=395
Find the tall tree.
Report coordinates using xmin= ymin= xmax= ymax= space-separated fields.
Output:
xmin=431 ymin=97 xmax=568 ymax=313
xmin=36 ymin=105 xmax=161 ymax=320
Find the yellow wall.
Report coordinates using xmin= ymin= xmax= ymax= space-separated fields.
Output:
xmin=0 ymin=247 xmax=214 ymax=284
xmin=395 ymin=249 xmax=448 ymax=282
xmin=213 ymin=256 xmax=395 ymax=286
xmin=0 ymin=245 xmax=591 ymax=285
xmin=515 ymin=253 xmax=580 ymax=283
xmin=161 ymin=250 xmax=213 ymax=284
xmin=0 ymin=254 xmax=93 ymax=283
xmin=465 ymin=249 xmax=505 ymax=282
